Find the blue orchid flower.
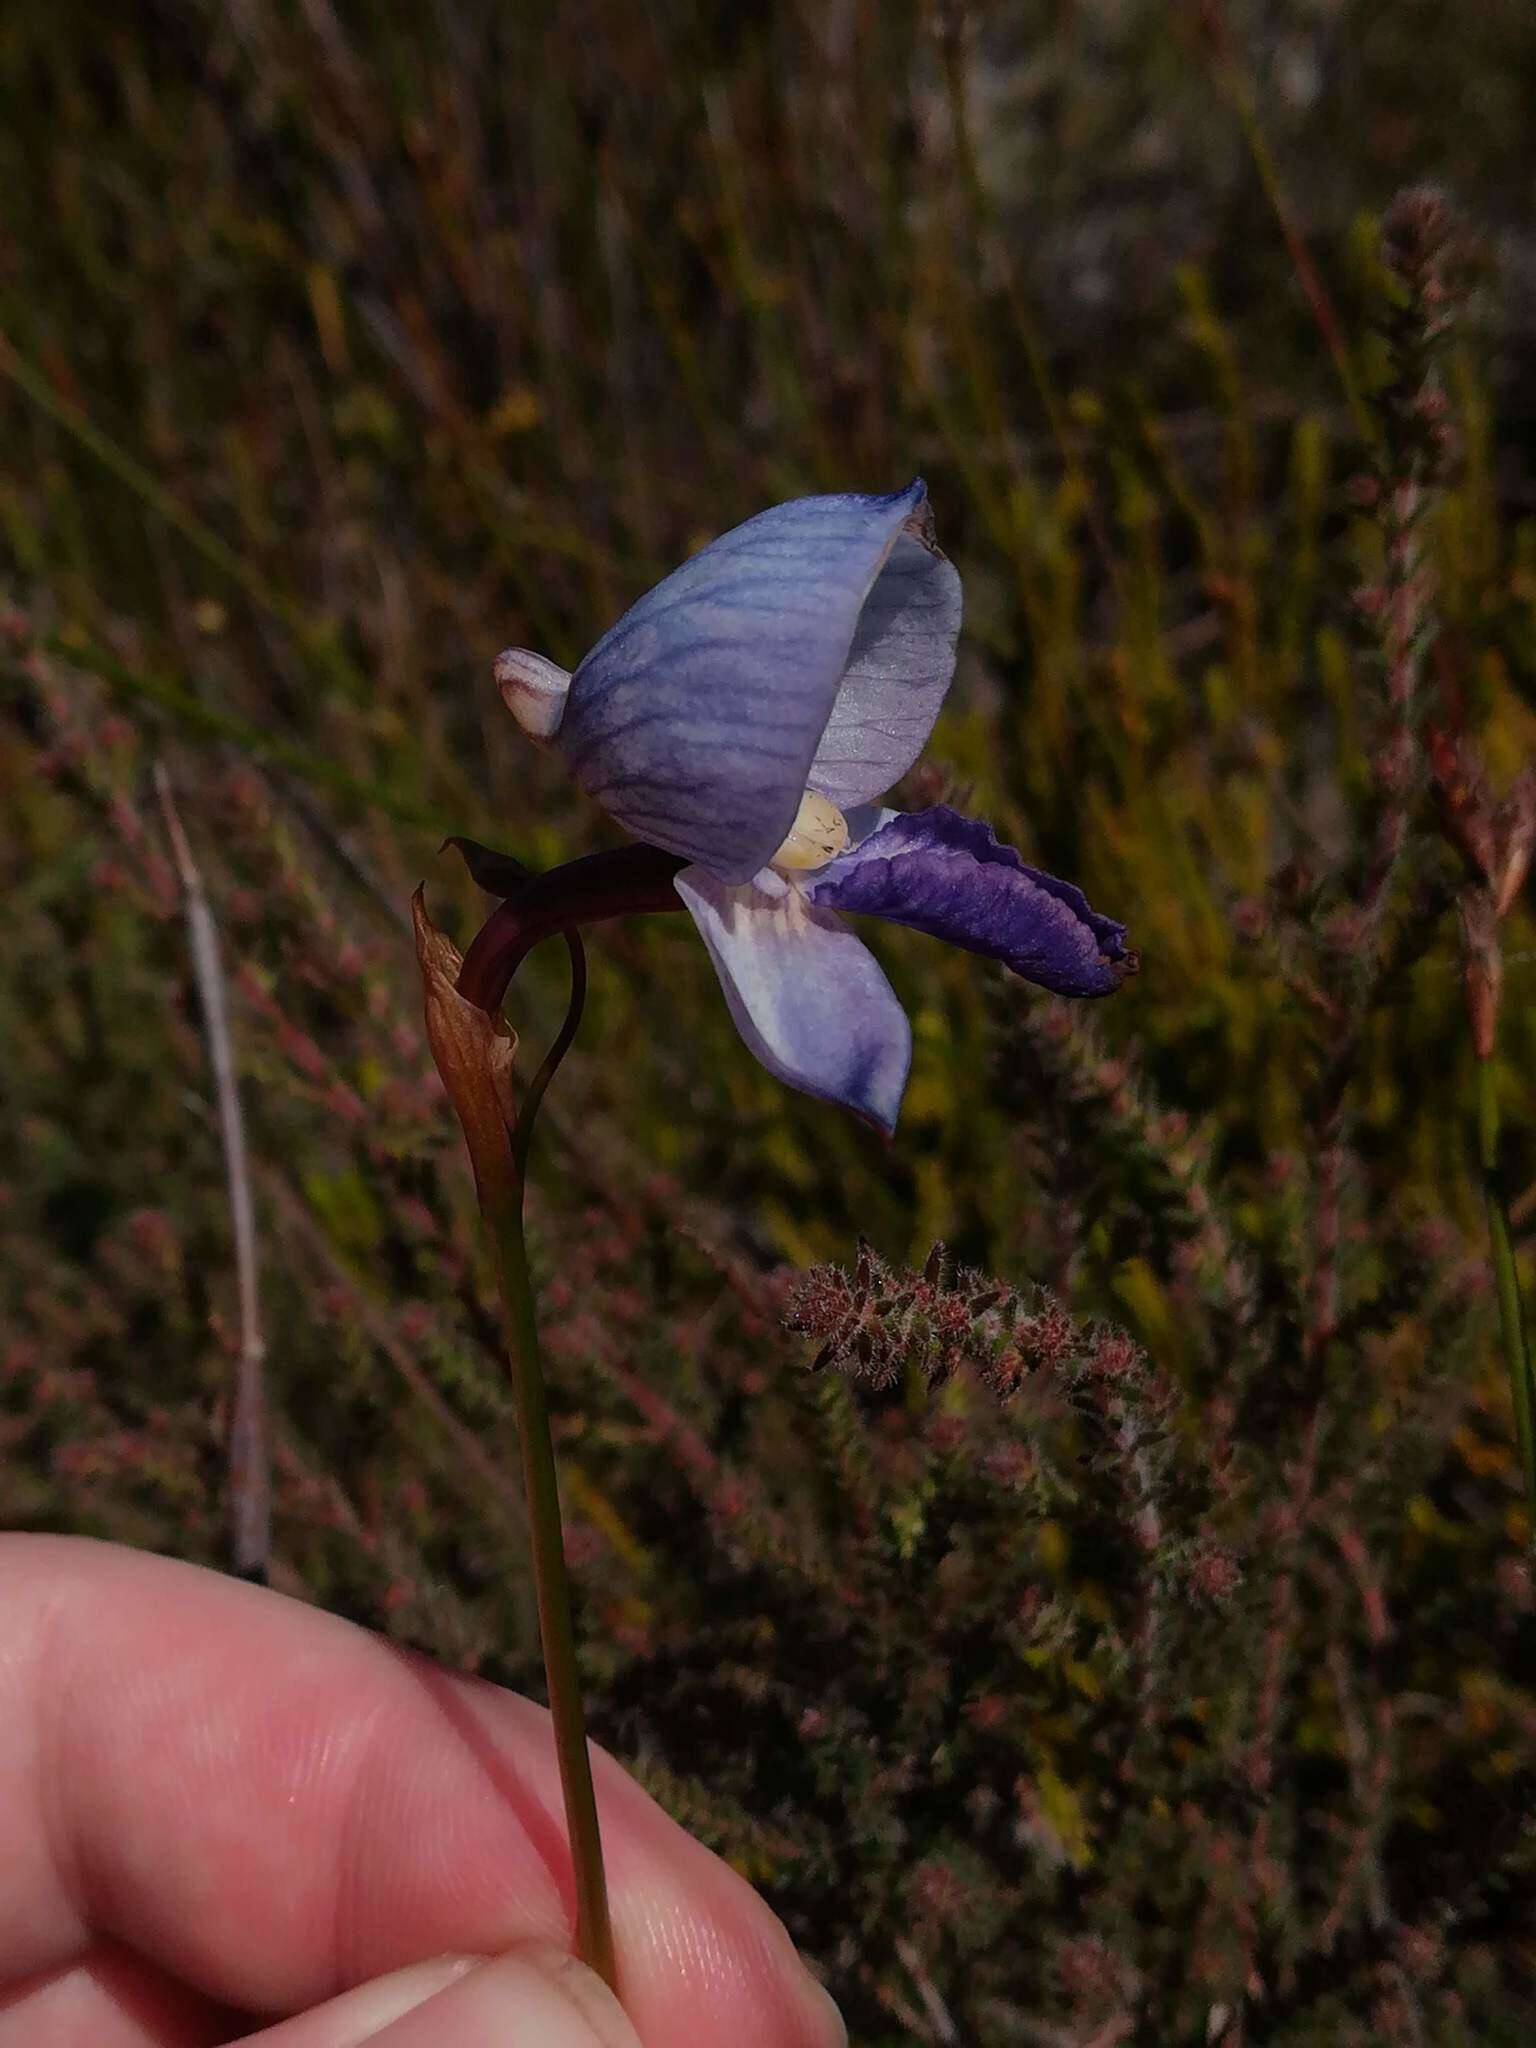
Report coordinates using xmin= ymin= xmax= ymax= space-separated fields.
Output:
xmin=493 ymin=481 xmax=1132 ymax=1134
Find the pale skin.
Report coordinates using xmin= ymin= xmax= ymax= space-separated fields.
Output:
xmin=0 ymin=1536 xmax=845 ymax=2048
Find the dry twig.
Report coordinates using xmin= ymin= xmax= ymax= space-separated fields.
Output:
xmin=154 ymin=762 xmax=271 ymax=1579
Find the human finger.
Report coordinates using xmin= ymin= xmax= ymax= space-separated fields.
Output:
xmin=0 ymin=1536 xmax=842 ymax=2048
xmin=0 ymin=1938 xmax=231 ymax=2048
xmin=235 ymin=1947 xmax=636 ymax=2048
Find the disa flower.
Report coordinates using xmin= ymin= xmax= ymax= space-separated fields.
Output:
xmin=490 ymin=481 xmax=1132 ymax=1133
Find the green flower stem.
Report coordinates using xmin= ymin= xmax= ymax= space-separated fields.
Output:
xmin=1478 ymin=1053 xmax=1536 ymax=1536
xmin=457 ymin=931 xmax=613 ymax=1990
xmin=419 ymin=895 xmax=613 ymax=1984
xmin=481 ymin=1167 xmax=617 ymax=1989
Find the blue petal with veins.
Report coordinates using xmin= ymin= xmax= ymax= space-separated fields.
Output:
xmin=557 ymin=482 xmax=959 ymax=884
xmin=673 ymin=865 xmax=912 ymax=1134
xmin=805 ymin=504 xmax=962 ymax=809
xmin=804 ymin=805 xmax=1133 ymax=997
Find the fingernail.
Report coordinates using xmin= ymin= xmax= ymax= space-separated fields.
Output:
xmin=277 ymin=1955 xmax=480 ymax=2046
xmin=361 ymin=1943 xmax=636 ymax=2047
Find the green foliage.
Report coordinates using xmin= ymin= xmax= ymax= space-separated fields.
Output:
xmin=4 ymin=4 xmax=1536 ymax=2040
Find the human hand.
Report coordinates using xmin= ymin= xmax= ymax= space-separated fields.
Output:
xmin=0 ymin=1535 xmax=844 ymax=2047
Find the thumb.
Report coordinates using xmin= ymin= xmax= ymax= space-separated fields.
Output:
xmin=239 ymin=1947 xmax=640 ymax=2048
xmin=360 ymin=1946 xmax=639 ymax=2047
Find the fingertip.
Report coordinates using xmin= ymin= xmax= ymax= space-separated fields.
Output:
xmin=412 ymin=1671 xmax=847 ymax=2046
xmin=614 ymin=1847 xmax=847 ymax=2048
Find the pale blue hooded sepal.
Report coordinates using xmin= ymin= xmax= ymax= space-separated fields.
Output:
xmin=674 ymin=866 xmax=912 ymax=1134
xmin=806 ymin=499 xmax=963 ymax=809
xmin=557 ymin=482 xmax=958 ymax=885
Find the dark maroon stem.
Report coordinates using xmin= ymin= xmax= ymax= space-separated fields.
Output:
xmin=455 ymin=842 xmax=686 ymax=1013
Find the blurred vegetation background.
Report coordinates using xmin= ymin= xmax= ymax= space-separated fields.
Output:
xmin=5 ymin=2 xmax=1536 ymax=2040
